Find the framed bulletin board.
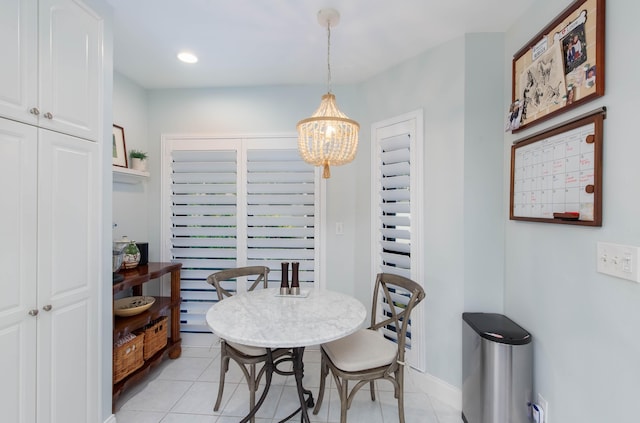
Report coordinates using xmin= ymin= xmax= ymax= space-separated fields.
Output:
xmin=510 ymin=109 xmax=604 ymax=226
xmin=510 ymin=0 xmax=605 ymax=132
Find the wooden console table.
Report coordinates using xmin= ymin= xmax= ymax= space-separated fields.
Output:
xmin=112 ymin=262 xmax=182 ymax=409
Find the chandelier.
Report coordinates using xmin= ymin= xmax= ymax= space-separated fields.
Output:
xmin=297 ymin=8 xmax=359 ymax=179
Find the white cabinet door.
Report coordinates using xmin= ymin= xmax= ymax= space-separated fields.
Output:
xmin=0 ymin=0 xmax=38 ymax=125
xmin=36 ymin=129 xmax=99 ymax=423
xmin=0 ymin=118 xmax=38 ymax=423
xmin=0 ymin=0 xmax=102 ymax=142
xmin=39 ymin=0 xmax=102 ymax=141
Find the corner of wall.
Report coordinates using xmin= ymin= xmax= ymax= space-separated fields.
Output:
xmin=408 ymin=368 xmax=462 ymax=411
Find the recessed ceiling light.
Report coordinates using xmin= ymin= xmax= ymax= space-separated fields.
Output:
xmin=177 ymin=51 xmax=198 ymax=64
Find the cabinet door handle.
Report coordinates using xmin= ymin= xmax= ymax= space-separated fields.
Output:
xmin=42 ymin=305 xmax=52 ymax=312
xmin=44 ymin=112 xmax=54 ymax=119
xmin=28 ymin=309 xmax=39 ymax=316
xmin=30 ymin=107 xmax=40 ymax=116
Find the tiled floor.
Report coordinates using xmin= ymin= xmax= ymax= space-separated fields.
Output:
xmin=115 ymin=346 xmax=461 ymax=423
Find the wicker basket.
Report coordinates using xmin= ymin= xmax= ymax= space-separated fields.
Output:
xmin=139 ymin=316 xmax=168 ymax=360
xmin=113 ymin=333 xmax=144 ymax=383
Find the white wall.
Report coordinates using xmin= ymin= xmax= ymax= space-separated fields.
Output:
xmin=144 ymin=84 xmax=361 ymax=294
xmin=357 ymin=33 xmax=507 ymax=391
xmin=110 ymin=2 xmax=640 ymax=420
xmin=463 ymin=33 xmax=506 ymax=313
xmin=357 ymin=38 xmax=466 ymax=388
xmin=112 ymin=72 xmax=150 ymax=245
xmin=114 ymin=32 xmax=510 ymax=399
xmin=504 ymin=1 xmax=640 ymax=422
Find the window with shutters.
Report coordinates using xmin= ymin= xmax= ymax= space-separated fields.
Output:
xmin=371 ymin=110 xmax=425 ymax=371
xmin=161 ymin=136 xmax=321 ymax=334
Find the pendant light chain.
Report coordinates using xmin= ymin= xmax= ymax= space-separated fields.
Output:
xmin=327 ymin=22 xmax=332 ymax=94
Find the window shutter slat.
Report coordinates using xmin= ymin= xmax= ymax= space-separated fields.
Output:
xmin=380 ymin=228 xmax=410 ymax=240
xmin=380 ymin=189 xmax=410 ymax=202
xmin=172 ymin=184 xmax=237 ymax=195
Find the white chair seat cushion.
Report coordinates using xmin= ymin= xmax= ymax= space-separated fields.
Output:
xmin=323 ymin=329 xmax=397 ymax=372
xmin=226 ymin=340 xmax=267 ymax=356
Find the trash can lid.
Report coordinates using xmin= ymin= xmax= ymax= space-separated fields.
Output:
xmin=463 ymin=312 xmax=531 ymax=345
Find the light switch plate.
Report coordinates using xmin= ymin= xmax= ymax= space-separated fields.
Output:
xmin=596 ymin=242 xmax=640 ymax=282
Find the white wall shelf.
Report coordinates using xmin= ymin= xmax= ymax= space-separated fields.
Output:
xmin=113 ymin=166 xmax=149 ymax=184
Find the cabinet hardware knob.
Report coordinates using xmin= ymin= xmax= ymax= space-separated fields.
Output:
xmin=30 ymin=107 xmax=40 ymax=116
xmin=28 ymin=309 xmax=39 ymax=316
xmin=42 ymin=305 xmax=52 ymax=311
xmin=44 ymin=112 xmax=54 ymax=119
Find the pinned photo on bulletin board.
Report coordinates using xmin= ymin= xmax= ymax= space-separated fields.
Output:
xmin=508 ymin=0 xmax=605 ymax=132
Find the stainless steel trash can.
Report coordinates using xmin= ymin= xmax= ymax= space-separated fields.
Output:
xmin=462 ymin=313 xmax=532 ymax=423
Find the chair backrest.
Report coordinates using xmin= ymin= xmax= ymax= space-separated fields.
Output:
xmin=207 ymin=266 xmax=270 ymax=300
xmin=369 ymin=273 xmax=426 ymax=363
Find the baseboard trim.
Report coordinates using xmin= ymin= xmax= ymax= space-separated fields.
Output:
xmin=407 ymin=367 xmax=462 ymax=411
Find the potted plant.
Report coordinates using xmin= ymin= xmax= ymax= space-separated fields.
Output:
xmin=129 ymin=149 xmax=148 ymax=171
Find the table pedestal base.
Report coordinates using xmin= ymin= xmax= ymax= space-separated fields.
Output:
xmin=239 ymin=347 xmax=314 ymax=423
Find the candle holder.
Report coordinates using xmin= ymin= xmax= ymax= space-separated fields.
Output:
xmin=280 ymin=262 xmax=290 ymax=295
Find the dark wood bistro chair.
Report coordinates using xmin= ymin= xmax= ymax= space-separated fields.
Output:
xmin=206 ymin=266 xmax=290 ymax=422
xmin=313 ymin=272 xmax=426 ymax=423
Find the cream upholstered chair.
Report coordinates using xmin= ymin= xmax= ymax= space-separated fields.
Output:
xmin=206 ymin=266 xmax=290 ymax=422
xmin=313 ymin=272 xmax=425 ymax=423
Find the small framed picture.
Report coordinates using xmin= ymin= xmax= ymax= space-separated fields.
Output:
xmin=112 ymin=124 xmax=128 ymax=168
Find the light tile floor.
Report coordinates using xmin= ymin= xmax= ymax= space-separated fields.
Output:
xmin=115 ymin=346 xmax=461 ymax=423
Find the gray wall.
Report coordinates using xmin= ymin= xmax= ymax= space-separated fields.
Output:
xmin=504 ymin=1 xmax=640 ymax=422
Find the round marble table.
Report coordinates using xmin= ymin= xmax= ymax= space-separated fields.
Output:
xmin=206 ymin=288 xmax=367 ymax=422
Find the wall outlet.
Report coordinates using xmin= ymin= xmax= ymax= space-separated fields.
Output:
xmin=537 ymin=393 xmax=549 ymax=423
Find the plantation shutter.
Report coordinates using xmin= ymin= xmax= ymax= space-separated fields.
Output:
xmin=377 ymin=134 xmax=414 ymax=348
xmin=372 ymin=111 xmax=424 ymax=370
xmin=246 ymin=148 xmax=317 ymax=285
xmin=165 ymin=137 xmax=319 ymax=334
xmin=170 ymin=149 xmax=239 ymax=332
xmin=379 ymin=134 xmax=412 ymax=278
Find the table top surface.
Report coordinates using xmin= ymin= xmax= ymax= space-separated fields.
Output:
xmin=206 ymin=288 xmax=367 ymax=348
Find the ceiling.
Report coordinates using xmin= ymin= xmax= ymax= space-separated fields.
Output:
xmin=106 ymin=0 xmax=535 ymax=90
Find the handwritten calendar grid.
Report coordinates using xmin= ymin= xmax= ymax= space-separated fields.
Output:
xmin=513 ymin=123 xmax=595 ymax=220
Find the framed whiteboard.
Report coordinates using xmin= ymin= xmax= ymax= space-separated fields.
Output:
xmin=510 ymin=110 xmax=604 ymax=226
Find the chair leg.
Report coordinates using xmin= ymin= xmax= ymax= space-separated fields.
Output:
xmin=369 ymin=380 xmax=376 ymax=401
xmin=339 ymin=378 xmax=349 ymax=423
xmin=313 ymin=354 xmax=329 ymax=415
xmin=214 ymin=351 xmax=229 ymax=411
xmin=248 ymin=363 xmax=257 ymax=423
xmin=397 ymin=369 xmax=405 ymax=423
